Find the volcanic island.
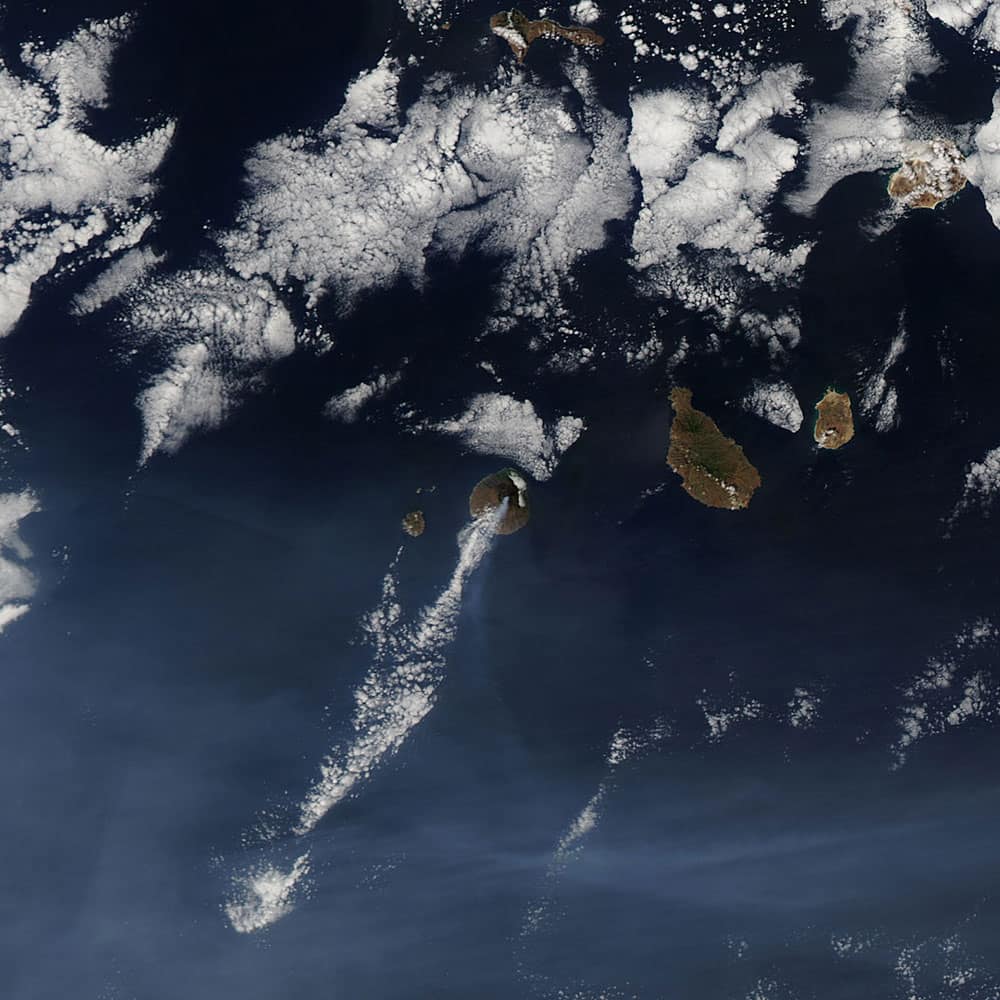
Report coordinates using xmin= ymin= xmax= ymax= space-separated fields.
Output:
xmin=402 ymin=511 xmax=426 ymax=537
xmin=490 ymin=9 xmax=605 ymax=61
xmin=887 ymin=139 xmax=967 ymax=210
xmin=469 ymin=468 xmax=530 ymax=534
xmin=667 ymin=388 xmax=761 ymax=510
xmin=814 ymin=389 xmax=855 ymax=449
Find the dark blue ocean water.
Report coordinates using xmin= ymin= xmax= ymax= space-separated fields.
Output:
xmin=5 ymin=1 xmax=1000 ymax=998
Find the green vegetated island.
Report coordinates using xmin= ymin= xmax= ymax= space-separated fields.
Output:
xmin=667 ymin=388 xmax=762 ymax=510
xmin=490 ymin=9 xmax=605 ymax=61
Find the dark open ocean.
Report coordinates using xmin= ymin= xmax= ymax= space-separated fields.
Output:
xmin=4 ymin=0 xmax=1000 ymax=997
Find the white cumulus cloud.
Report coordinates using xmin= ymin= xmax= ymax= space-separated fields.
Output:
xmin=890 ymin=620 xmax=999 ymax=768
xmin=219 ymin=56 xmax=633 ymax=339
xmin=0 ymin=491 xmax=40 ymax=633
xmin=965 ymin=91 xmax=1000 ymax=229
xmin=126 ymin=268 xmax=295 ymax=463
xmin=927 ymin=0 xmax=1000 ymax=49
xmin=426 ymin=393 xmax=584 ymax=480
xmin=225 ymin=853 xmax=312 ymax=934
xmin=946 ymin=445 xmax=1000 ymax=531
xmin=742 ymin=380 xmax=804 ymax=432
xmin=859 ymin=322 xmax=907 ymax=433
xmin=629 ymin=66 xmax=811 ymax=322
xmin=788 ymin=0 xmax=939 ymax=216
xmin=0 ymin=16 xmax=174 ymax=337
xmin=324 ymin=371 xmax=403 ymax=424
xmin=570 ymin=1 xmax=602 ymax=25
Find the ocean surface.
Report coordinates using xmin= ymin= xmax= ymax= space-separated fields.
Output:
xmin=4 ymin=0 xmax=1000 ymax=998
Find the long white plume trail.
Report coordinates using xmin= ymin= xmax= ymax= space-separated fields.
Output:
xmin=295 ymin=500 xmax=508 ymax=834
xmin=516 ymin=722 xmax=668 ymax=997
xmin=225 ymin=504 xmax=507 ymax=931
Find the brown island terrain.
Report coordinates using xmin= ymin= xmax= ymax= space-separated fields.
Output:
xmin=402 ymin=510 xmax=425 ymax=537
xmin=887 ymin=139 xmax=967 ymax=210
xmin=469 ymin=468 xmax=530 ymax=534
xmin=814 ymin=389 xmax=854 ymax=449
xmin=667 ymin=388 xmax=761 ymax=510
xmin=490 ymin=9 xmax=604 ymax=62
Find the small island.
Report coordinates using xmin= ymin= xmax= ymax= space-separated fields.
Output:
xmin=469 ymin=468 xmax=530 ymax=534
xmin=490 ymin=9 xmax=604 ymax=62
xmin=814 ymin=389 xmax=854 ymax=449
xmin=402 ymin=511 xmax=425 ymax=537
xmin=667 ymin=388 xmax=761 ymax=510
xmin=887 ymin=139 xmax=967 ymax=210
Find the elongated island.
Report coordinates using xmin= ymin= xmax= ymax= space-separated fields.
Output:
xmin=667 ymin=388 xmax=761 ymax=510
xmin=490 ymin=9 xmax=605 ymax=61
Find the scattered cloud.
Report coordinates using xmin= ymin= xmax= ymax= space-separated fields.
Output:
xmin=419 ymin=393 xmax=584 ymax=481
xmin=0 ymin=16 xmax=173 ymax=337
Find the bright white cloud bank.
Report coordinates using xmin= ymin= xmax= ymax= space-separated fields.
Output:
xmin=569 ymin=1 xmax=602 ymax=25
xmin=72 ymin=246 xmax=163 ymax=317
xmin=742 ymin=380 xmax=803 ymax=432
xmin=0 ymin=492 xmax=40 ymax=633
xmin=219 ymin=56 xmax=633 ymax=337
xmin=324 ymin=371 xmax=403 ymax=424
xmin=105 ymin=57 xmax=633 ymax=460
xmin=428 ymin=393 xmax=584 ymax=480
xmin=227 ymin=505 xmax=509 ymax=931
xmin=225 ymin=853 xmax=312 ymax=934
xmin=629 ymin=66 xmax=811 ymax=321
xmin=126 ymin=269 xmax=295 ymax=463
xmin=927 ymin=0 xmax=1000 ymax=49
xmin=788 ymin=0 xmax=939 ymax=215
xmin=295 ymin=504 xmax=506 ymax=835
xmin=0 ymin=15 xmax=299 ymax=466
xmin=0 ymin=16 xmax=173 ymax=338
xmin=69 ymin=2 xmax=1000 ymax=469
xmin=87 ymin=13 xmax=979 ymax=466
xmin=966 ymin=92 xmax=1000 ymax=228
xmin=87 ymin=54 xmax=640 ymax=460
xmin=784 ymin=0 xmax=1000 ymax=240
